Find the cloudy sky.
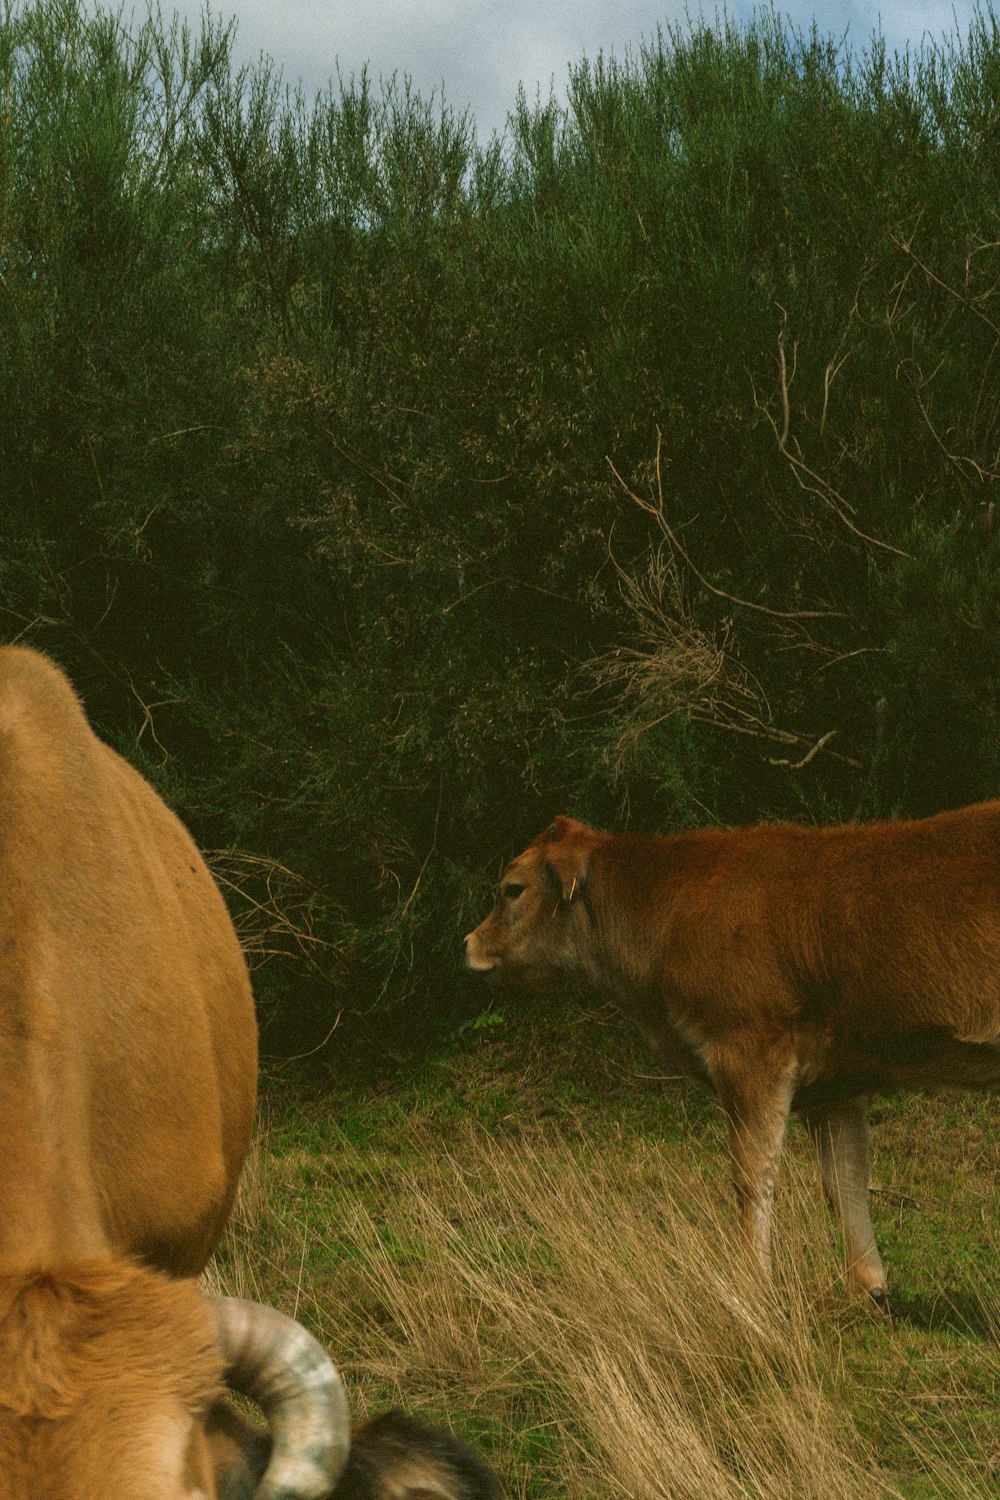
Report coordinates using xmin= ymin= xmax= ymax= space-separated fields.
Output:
xmin=169 ymin=0 xmax=982 ymax=141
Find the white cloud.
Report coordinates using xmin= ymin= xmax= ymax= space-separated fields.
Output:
xmin=160 ymin=0 xmax=983 ymax=139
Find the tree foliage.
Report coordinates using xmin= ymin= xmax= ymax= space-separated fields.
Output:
xmin=3 ymin=0 xmax=1000 ymax=1043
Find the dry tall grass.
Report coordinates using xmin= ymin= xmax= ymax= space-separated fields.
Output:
xmin=205 ymin=1113 xmax=1000 ymax=1498
xmin=327 ymin=1133 xmax=900 ymax=1500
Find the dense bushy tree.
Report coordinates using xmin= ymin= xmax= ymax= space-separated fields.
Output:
xmin=3 ymin=0 xmax=1000 ymax=1044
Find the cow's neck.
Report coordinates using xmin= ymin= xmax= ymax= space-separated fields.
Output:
xmin=581 ymin=836 xmax=678 ymax=990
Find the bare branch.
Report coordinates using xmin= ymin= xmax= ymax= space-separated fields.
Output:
xmin=890 ymin=232 xmax=1000 ymax=339
xmin=607 ymin=437 xmax=846 ymax=622
xmin=754 ymin=344 xmax=912 ymax=558
xmin=767 ymin=730 xmax=839 ymax=769
xmin=586 ymin=522 xmax=861 ymax=775
xmin=776 ymin=305 xmax=793 ymax=450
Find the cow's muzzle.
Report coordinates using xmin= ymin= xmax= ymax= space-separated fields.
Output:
xmin=464 ymin=932 xmax=497 ymax=973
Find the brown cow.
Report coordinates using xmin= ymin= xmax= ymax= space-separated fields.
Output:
xmin=465 ymin=811 xmax=1000 ymax=1299
xmin=0 ymin=644 xmax=257 ymax=1277
xmin=0 ymin=648 xmax=502 ymax=1497
xmin=0 ymin=646 xmax=346 ymax=1496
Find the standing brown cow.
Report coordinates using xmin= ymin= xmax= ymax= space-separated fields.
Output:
xmin=465 ymin=811 xmax=1000 ymax=1299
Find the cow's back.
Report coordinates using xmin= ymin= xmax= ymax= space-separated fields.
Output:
xmin=0 ymin=647 xmax=256 ymax=1276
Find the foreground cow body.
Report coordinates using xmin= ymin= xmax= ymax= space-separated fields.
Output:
xmin=0 ymin=647 xmax=332 ymax=1497
xmin=0 ymin=646 xmax=257 ymax=1276
xmin=466 ymin=810 xmax=1000 ymax=1297
xmin=0 ymin=648 xmax=502 ymax=1497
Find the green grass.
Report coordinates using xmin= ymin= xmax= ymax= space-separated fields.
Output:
xmin=208 ymin=1003 xmax=1000 ymax=1497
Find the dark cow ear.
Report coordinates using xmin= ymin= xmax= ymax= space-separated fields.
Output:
xmin=545 ymin=842 xmax=589 ymax=904
xmin=544 ymin=814 xmax=592 ymax=843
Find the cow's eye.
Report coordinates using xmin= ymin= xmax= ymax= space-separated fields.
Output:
xmin=501 ymin=882 xmax=525 ymax=900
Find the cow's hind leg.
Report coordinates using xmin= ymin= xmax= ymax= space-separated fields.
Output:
xmin=710 ymin=1035 xmax=798 ymax=1280
xmin=803 ymin=1096 xmax=886 ymax=1301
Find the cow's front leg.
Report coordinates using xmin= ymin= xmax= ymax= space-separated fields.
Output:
xmin=709 ymin=1035 xmax=798 ymax=1278
xmin=802 ymin=1095 xmax=887 ymax=1301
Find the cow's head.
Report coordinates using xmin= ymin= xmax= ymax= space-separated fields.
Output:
xmin=464 ymin=817 xmax=600 ymax=983
xmin=0 ymin=1263 xmax=348 ymax=1500
xmin=0 ymin=1263 xmax=503 ymax=1499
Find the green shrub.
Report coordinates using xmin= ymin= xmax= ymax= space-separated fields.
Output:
xmin=4 ymin=0 xmax=1000 ymax=1045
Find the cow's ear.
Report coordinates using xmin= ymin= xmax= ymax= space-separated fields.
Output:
xmin=544 ymin=842 xmax=589 ymax=904
xmin=544 ymin=814 xmax=590 ymax=842
xmin=203 ymin=1400 xmax=270 ymax=1497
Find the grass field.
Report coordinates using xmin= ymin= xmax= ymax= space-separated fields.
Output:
xmin=208 ymin=1003 xmax=1000 ymax=1498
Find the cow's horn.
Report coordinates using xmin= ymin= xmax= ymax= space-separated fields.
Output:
xmin=209 ymin=1296 xmax=350 ymax=1500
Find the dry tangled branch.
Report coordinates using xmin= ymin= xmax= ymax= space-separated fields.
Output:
xmin=207 ymin=849 xmax=342 ymax=979
xmin=590 ymin=437 xmax=861 ymax=775
xmin=587 ymin=544 xmax=769 ymax=775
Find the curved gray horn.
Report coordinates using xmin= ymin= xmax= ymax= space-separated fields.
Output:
xmin=209 ymin=1296 xmax=350 ymax=1500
